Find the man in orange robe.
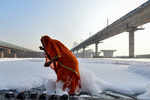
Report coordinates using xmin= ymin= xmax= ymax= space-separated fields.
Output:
xmin=40 ymin=35 xmax=81 ymax=95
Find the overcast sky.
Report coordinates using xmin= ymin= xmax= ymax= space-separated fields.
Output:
xmin=0 ymin=0 xmax=149 ymax=56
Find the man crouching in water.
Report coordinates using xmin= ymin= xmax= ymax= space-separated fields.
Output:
xmin=40 ymin=35 xmax=81 ymax=95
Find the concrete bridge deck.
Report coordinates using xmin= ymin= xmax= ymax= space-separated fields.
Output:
xmin=71 ymin=0 xmax=150 ymax=58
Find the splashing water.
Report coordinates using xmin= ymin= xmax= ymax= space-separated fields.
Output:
xmin=44 ymin=66 xmax=107 ymax=95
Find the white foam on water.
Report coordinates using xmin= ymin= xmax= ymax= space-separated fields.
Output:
xmin=44 ymin=66 xmax=105 ymax=95
xmin=79 ymin=67 xmax=105 ymax=95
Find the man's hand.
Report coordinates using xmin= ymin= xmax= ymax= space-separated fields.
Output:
xmin=39 ymin=46 xmax=44 ymax=50
xmin=44 ymin=61 xmax=52 ymax=67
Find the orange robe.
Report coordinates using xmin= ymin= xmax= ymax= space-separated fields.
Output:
xmin=41 ymin=36 xmax=81 ymax=95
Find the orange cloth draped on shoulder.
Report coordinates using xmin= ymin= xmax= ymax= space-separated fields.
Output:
xmin=41 ymin=35 xmax=81 ymax=95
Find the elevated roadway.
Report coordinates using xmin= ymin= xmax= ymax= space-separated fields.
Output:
xmin=0 ymin=40 xmax=42 ymax=58
xmin=71 ymin=0 xmax=150 ymax=57
xmin=0 ymin=40 xmax=34 ymax=52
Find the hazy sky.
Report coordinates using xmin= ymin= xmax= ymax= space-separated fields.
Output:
xmin=0 ymin=0 xmax=149 ymax=56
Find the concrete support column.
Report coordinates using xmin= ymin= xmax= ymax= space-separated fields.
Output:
xmin=129 ymin=30 xmax=135 ymax=58
xmin=127 ymin=25 xmax=143 ymax=58
xmin=8 ymin=49 xmax=11 ymax=54
xmin=95 ymin=42 xmax=99 ymax=57
xmin=83 ymin=47 xmax=85 ymax=58
xmin=14 ymin=53 xmax=17 ymax=58
xmin=76 ymin=50 xmax=78 ymax=57
xmin=0 ymin=51 xmax=4 ymax=58
xmin=76 ymin=50 xmax=78 ymax=54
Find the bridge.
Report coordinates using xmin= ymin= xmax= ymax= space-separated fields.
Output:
xmin=0 ymin=40 xmax=43 ymax=58
xmin=71 ymin=0 xmax=150 ymax=58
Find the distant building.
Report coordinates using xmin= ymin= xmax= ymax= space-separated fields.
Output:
xmin=101 ymin=50 xmax=116 ymax=58
xmin=0 ymin=40 xmax=44 ymax=58
xmin=75 ymin=49 xmax=94 ymax=58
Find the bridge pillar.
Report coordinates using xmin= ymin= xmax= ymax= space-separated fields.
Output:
xmin=129 ymin=30 xmax=135 ymax=58
xmin=83 ymin=47 xmax=85 ymax=58
xmin=8 ymin=49 xmax=11 ymax=54
xmin=0 ymin=51 xmax=4 ymax=58
xmin=94 ymin=41 xmax=102 ymax=58
xmin=76 ymin=50 xmax=78 ymax=57
xmin=127 ymin=26 xmax=144 ymax=58
xmin=14 ymin=53 xmax=17 ymax=58
xmin=76 ymin=50 xmax=78 ymax=54
xmin=95 ymin=42 xmax=99 ymax=57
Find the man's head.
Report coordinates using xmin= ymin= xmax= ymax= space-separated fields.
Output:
xmin=41 ymin=35 xmax=51 ymax=47
xmin=40 ymin=35 xmax=52 ymax=66
xmin=39 ymin=35 xmax=49 ymax=51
